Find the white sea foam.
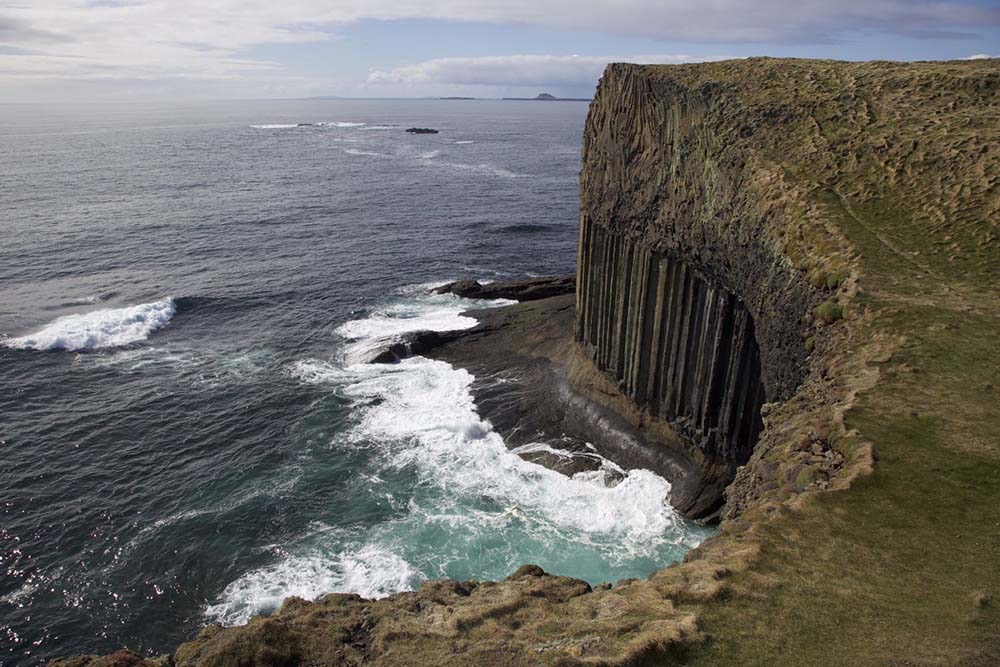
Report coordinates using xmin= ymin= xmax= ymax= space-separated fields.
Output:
xmin=89 ymin=346 xmax=196 ymax=372
xmin=316 ymin=121 xmax=366 ymax=127
xmin=342 ymin=357 xmax=680 ymax=556
xmin=1 ymin=580 xmax=39 ymax=605
xmin=427 ymin=160 xmax=527 ymax=178
xmin=336 ymin=301 xmax=477 ymax=341
xmin=205 ymin=544 xmax=419 ymax=625
xmin=418 ymin=150 xmax=440 ymax=160
xmin=288 ymin=358 xmax=349 ymax=385
xmin=62 ymin=295 xmax=99 ymax=306
xmin=334 ymin=288 xmax=686 ymax=558
xmin=209 ymin=285 xmax=701 ymax=624
xmin=333 ymin=290 xmax=511 ymax=364
xmin=5 ymin=298 xmax=176 ymax=351
xmin=249 ymin=124 xmax=298 ymax=129
xmin=343 ymin=148 xmax=385 ymax=157
xmin=310 ymin=287 xmax=684 ymax=558
xmin=453 ymin=140 xmax=475 ymax=144
xmin=393 ymin=280 xmax=457 ymax=294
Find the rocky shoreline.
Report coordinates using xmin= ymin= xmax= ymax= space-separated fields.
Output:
xmin=356 ymin=274 xmax=720 ymax=518
xmin=420 ymin=280 xmax=723 ymax=518
xmin=51 ymin=279 xmax=724 ymax=667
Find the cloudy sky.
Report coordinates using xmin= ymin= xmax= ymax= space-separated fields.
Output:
xmin=1 ymin=0 xmax=998 ymax=101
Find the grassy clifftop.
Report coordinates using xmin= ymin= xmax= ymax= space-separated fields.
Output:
xmin=643 ymin=57 xmax=997 ymax=287
xmin=628 ymin=57 xmax=1000 ymax=665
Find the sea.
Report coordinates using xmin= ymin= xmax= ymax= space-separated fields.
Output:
xmin=0 ymin=99 xmax=711 ymax=664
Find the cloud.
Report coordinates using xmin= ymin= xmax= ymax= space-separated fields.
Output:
xmin=0 ymin=1 xmax=997 ymax=88
xmin=367 ymin=54 xmax=732 ymax=88
xmin=0 ymin=13 xmax=73 ymax=43
xmin=962 ymin=53 xmax=997 ymax=59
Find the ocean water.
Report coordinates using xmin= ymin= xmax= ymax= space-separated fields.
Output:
xmin=0 ymin=100 xmax=711 ymax=664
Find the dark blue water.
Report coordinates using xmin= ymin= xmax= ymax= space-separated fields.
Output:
xmin=0 ymin=100 xmax=710 ymax=664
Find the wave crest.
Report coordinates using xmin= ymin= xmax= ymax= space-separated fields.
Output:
xmin=5 ymin=298 xmax=176 ymax=351
xmin=205 ymin=544 xmax=419 ymax=626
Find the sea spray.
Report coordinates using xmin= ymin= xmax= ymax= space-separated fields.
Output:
xmin=206 ymin=287 xmax=709 ymax=625
xmin=5 ymin=298 xmax=176 ymax=351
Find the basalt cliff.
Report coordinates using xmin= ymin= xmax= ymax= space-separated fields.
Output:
xmin=55 ymin=58 xmax=999 ymax=667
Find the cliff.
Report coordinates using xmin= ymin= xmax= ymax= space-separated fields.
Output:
xmin=54 ymin=58 xmax=1000 ymax=666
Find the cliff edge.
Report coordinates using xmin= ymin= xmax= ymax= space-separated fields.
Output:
xmin=54 ymin=58 xmax=1000 ymax=666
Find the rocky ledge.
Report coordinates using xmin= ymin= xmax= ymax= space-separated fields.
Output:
xmin=433 ymin=275 xmax=575 ymax=301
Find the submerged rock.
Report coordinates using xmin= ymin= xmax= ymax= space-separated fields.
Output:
xmin=365 ymin=330 xmax=458 ymax=364
xmin=405 ymin=127 xmax=439 ymax=134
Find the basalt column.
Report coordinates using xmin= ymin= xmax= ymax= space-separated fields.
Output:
xmin=574 ymin=63 xmax=820 ymax=490
xmin=576 ymin=220 xmax=765 ymax=466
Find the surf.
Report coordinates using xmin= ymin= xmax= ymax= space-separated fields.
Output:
xmin=4 ymin=298 xmax=176 ymax=351
xmin=205 ymin=285 xmax=707 ymax=626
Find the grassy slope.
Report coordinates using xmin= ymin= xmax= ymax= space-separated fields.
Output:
xmin=650 ymin=59 xmax=1000 ymax=666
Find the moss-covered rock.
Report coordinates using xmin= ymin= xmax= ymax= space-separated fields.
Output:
xmin=815 ymin=300 xmax=844 ymax=324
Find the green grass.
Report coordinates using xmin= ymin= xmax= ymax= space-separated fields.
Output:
xmin=686 ymin=206 xmax=1000 ymax=666
xmin=815 ymin=301 xmax=843 ymax=324
xmin=634 ymin=58 xmax=1000 ymax=665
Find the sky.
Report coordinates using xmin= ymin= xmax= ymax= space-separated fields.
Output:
xmin=1 ymin=0 xmax=998 ymax=102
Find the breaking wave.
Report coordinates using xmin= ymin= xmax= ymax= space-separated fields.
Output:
xmin=332 ymin=288 xmax=509 ymax=364
xmin=205 ymin=544 xmax=420 ymax=626
xmin=206 ymin=285 xmax=708 ymax=625
xmin=4 ymin=298 xmax=176 ymax=351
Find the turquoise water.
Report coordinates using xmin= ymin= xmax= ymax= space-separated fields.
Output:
xmin=205 ymin=288 xmax=712 ymax=625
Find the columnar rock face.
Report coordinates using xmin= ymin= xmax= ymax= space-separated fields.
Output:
xmin=575 ymin=62 xmax=821 ymax=475
xmin=577 ymin=222 xmax=765 ymax=464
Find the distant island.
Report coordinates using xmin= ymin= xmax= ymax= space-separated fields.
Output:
xmin=440 ymin=96 xmax=476 ymax=100
xmin=502 ymin=92 xmax=591 ymax=101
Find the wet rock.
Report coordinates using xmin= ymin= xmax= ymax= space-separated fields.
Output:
xmin=509 ymin=564 xmax=547 ymax=578
xmin=366 ymin=330 xmax=458 ymax=363
xmin=434 ymin=275 xmax=575 ymax=301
